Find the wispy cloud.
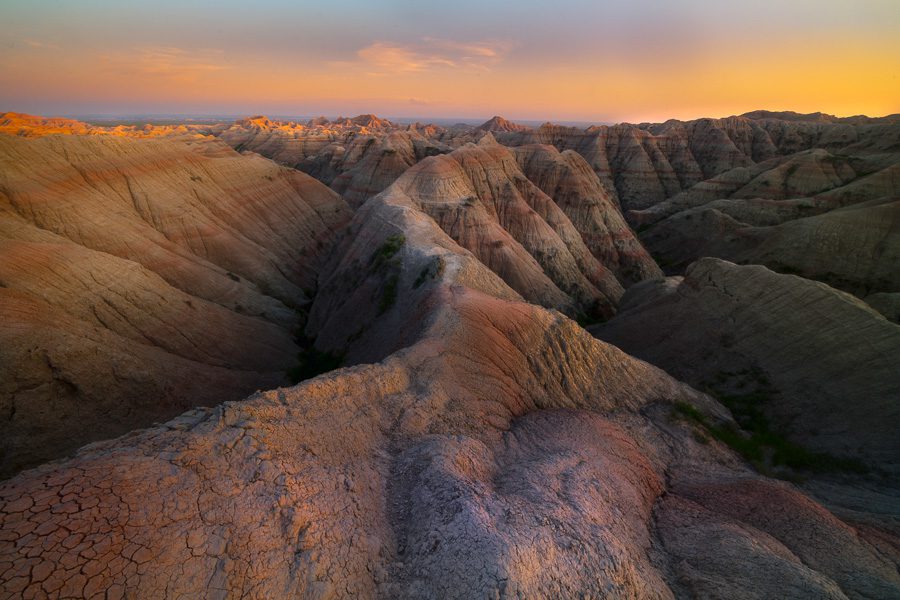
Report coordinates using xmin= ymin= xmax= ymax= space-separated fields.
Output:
xmin=100 ymin=47 xmax=229 ymax=82
xmin=24 ymin=39 xmax=59 ymax=50
xmin=354 ymin=38 xmax=511 ymax=74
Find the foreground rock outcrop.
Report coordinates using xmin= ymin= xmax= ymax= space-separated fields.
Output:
xmin=1 ymin=167 xmax=898 ymax=598
xmin=0 ymin=131 xmax=351 ymax=476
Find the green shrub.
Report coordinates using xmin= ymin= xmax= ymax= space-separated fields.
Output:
xmin=371 ymin=234 xmax=405 ymax=270
xmin=379 ymin=274 xmax=399 ymax=314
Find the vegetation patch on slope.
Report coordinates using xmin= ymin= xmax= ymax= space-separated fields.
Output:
xmin=370 ymin=234 xmax=405 ymax=269
xmin=370 ymin=234 xmax=406 ymax=314
xmin=673 ymin=367 xmax=869 ymax=479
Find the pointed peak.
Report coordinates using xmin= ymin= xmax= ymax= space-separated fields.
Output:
xmin=477 ymin=116 xmax=529 ymax=133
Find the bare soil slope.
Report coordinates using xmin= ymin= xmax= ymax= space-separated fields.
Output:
xmin=0 ymin=131 xmax=351 ymax=475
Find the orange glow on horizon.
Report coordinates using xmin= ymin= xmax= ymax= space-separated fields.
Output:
xmin=1 ymin=3 xmax=898 ymax=122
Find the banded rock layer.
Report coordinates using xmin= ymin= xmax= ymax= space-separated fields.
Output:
xmin=1 ymin=182 xmax=898 ymax=599
xmin=497 ymin=113 xmax=900 ymax=211
xmin=0 ymin=133 xmax=351 ymax=476
xmin=0 ymin=112 xmax=898 ymax=599
xmin=381 ymin=136 xmax=626 ymax=317
xmin=592 ymin=258 xmax=900 ymax=471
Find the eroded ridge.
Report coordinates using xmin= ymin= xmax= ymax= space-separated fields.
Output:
xmin=2 ymin=181 xmax=898 ymax=598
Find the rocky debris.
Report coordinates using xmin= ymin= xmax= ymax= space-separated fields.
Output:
xmin=592 ymin=258 xmax=900 ymax=471
xmin=1 ymin=188 xmax=898 ymax=598
xmin=0 ymin=132 xmax=351 ymax=476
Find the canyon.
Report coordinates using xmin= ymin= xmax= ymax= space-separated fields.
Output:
xmin=0 ymin=110 xmax=898 ymax=598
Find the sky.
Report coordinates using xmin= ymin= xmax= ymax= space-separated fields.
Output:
xmin=1 ymin=0 xmax=898 ymax=123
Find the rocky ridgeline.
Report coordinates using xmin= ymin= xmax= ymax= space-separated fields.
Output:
xmin=216 ymin=111 xmax=899 ymax=299
xmin=0 ymin=111 xmax=898 ymax=598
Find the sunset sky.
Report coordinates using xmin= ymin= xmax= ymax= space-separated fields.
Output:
xmin=1 ymin=0 xmax=898 ymax=122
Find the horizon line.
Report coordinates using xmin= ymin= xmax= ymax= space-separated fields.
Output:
xmin=6 ymin=108 xmax=899 ymax=128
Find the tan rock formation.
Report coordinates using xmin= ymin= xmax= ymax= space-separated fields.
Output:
xmin=217 ymin=116 xmax=340 ymax=171
xmin=623 ymin=134 xmax=899 ymax=297
xmin=1 ymin=189 xmax=897 ymax=599
xmin=0 ymin=112 xmax=216 ymax=139
xmin=0 ymin=132 xmax=351 ymax=476
xmin=380 ymin=135 xmax=624 ymax=317
xmin=217 ymin=116 xmax=452 ymax=207
xmin=498 ymin=114 xmax=900 ymax=214
xmin=326 ymin=130 xmax=450 ymax=208
xmin=0 ymin=112 xmax=898 ymax=599
xmin=512 ymin=143 xmax=662 ymax=285
xmin=0 ymin=112 xmax=93 ymax=137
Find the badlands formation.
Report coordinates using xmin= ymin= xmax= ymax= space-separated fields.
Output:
xmin=0 ymin=111 xmax=898 ymax=598
xmin=0 ymin=116 xmax=351 ymax=475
